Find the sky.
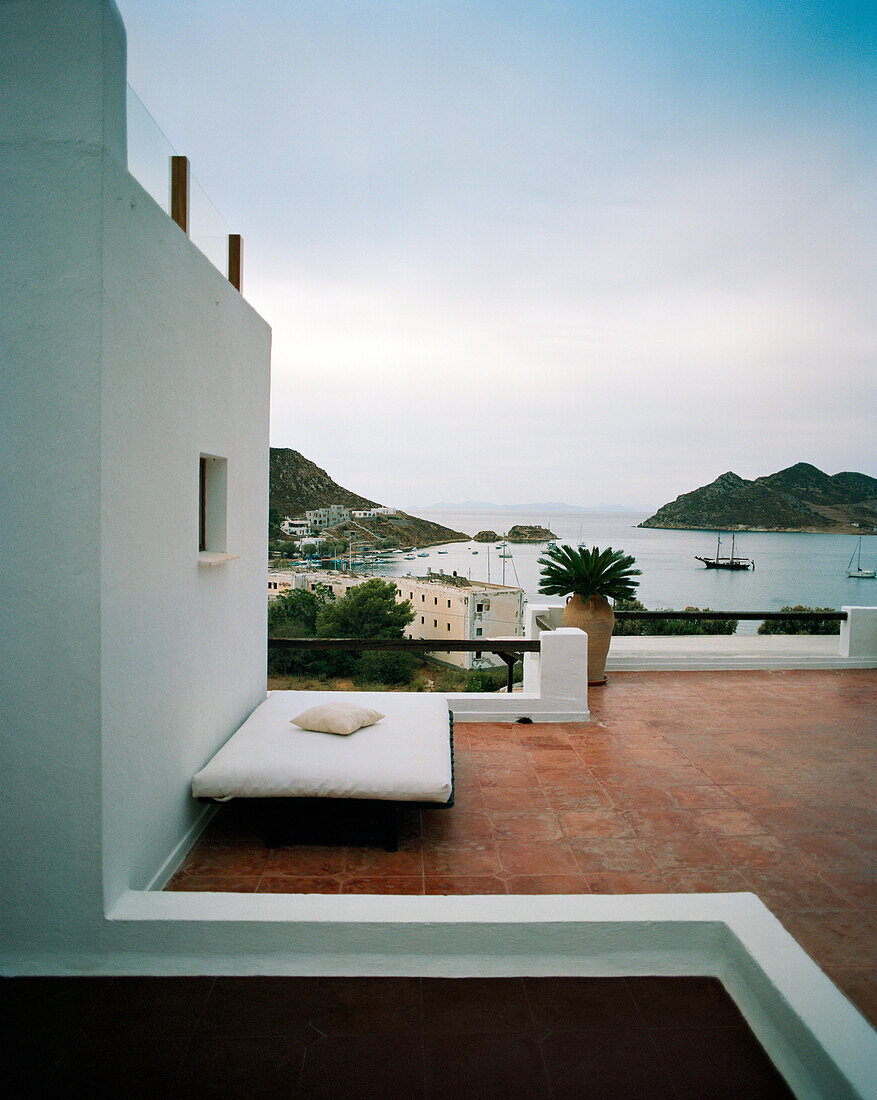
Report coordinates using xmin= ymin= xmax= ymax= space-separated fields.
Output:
xmin=117 ymin=0 xmax=875 ymax=511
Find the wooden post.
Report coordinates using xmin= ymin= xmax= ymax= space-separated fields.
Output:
xmin=170 ymin=155 xmax=189 ymax=233
xmin=228 ymin=233 xmax=243 ymax=291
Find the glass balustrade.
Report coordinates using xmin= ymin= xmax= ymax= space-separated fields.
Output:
xmin=126 ymin=84 xmax=233 ymax=279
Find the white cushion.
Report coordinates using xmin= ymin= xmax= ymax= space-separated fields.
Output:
xmin=192 ymin=691 xmax=453 ymax=802
xmin=291 ymin=702 xmax=384 ymax=736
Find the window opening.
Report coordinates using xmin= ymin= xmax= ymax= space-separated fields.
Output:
xmin=198 ymin=453 xmax=227 ymax=553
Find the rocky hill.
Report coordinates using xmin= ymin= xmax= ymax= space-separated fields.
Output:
xmin=640 ymin=463 xmax=877 ymax=533
xmin=507 ymin=524 xmax=557 ymax=542
xmin=269 ymin=448 xmax=469 ymax=547
xmin=270 ymin=448 xmax=378 ymax=515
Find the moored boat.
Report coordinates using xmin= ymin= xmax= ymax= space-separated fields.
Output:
xmin=847 ymin=537 xmax=875 ymax=579
xmin=696 ymin=534 xmax=754 ymax=570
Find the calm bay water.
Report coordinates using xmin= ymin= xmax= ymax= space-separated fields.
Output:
xmin=360 ymin=510 xmax=876 ymax=634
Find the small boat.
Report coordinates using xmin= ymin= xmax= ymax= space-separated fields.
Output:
xmin=847 ymin=537 xmax=875 ymax=579
xmin=404 ymin=555 xmax=415 ymax=560
xmin=417 ymin=551 xmax=428 ymax=557
xmin=437 ymin=550 xmax=448 ymax=554
xmin=696 ymin=534 xmax=754 ymax=570
xmin=472 ymin=550 xmax=479 ymax=555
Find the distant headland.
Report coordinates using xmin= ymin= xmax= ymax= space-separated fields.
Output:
xmin=640 ymin=463 xmax=877 ymax=533
xmin=473 ymin=525 xmax=557 ymax=543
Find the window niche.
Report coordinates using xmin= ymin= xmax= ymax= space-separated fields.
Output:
xmin=198 ymin=453 xmax=235 ymax=565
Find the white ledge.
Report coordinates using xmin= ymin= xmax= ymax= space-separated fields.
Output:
xmin=198 ymin=552 xmax=239 ymax=567
xmin=90 ymin=892 xmax=875 ymax=1098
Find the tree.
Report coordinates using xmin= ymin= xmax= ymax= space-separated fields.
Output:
xmin=309 ymin=579 xmax=415 ymax=678
xmin=268 ymin=589 xmax=323 ymax=638
xmin=316 ymin=578 xmax=413 ymax=640
xmin=267 ymin=587 xmax=334 ymax=675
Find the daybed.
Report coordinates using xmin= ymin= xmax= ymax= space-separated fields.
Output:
xmin=192 ymin=690 xmax=454 ymax=851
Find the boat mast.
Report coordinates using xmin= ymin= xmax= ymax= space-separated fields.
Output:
xmin=715 ymin=534 xmax=721 ymax=564
xmin=730 ymin=534 xmax=736 ymax=564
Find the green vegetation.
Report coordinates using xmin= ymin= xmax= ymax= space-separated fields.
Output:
xmin=758 ymin=607 xmax=840 ymax=635
xmin=268 ymin=579 xmax=416 ymax=683
xmin=315 ymin=578 xmax=413 ymax=639
xmin=465 ymin=665 xmax=522 ymax=692
xmin=353 ymin=651 xmax=417 ymax=686
xmin=612 ymin=598 xmax=737 ymax=635
xmin=538 ymin=544 xmax=641 ymax=601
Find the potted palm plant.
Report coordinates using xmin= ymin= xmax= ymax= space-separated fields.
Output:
xmin=537 ymin=544 xmax=641 ymax=685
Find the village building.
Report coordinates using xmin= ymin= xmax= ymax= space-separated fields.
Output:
xmin=351 ymin=506 xmax=396 ymax=518
xmin=279 ymin=516 xmax=310 ymax=537
xmin=305 ymin=504 xmax=350 ymax=529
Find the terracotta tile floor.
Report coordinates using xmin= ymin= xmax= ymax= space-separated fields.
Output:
xmin=3 ymin=975 xmax=793 ymax=1097
xmin=168 ymin=670 xmax=877 ymax=1025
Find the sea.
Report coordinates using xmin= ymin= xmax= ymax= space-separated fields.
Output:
xmin=350 ymin=510 xmax=876 ymax=635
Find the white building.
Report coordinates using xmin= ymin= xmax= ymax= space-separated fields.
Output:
xmin=306 ymin=504 xmax=350 ymax=529
xmin=280 ymin=517 xmax=310 ymax=537
xmin=351 ymin=507 xmax=396 ymax=518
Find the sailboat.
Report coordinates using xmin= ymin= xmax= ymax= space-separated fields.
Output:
xmin=847 ymin=537 xmax=875 ymax=579
xmin=695 ymin=533 xmax=754 ymax=570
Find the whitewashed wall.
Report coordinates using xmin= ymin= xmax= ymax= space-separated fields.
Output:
xmin=99 ymin=155 xmax=270 ymax=902
xmin=0 ymin=0 xmax=270 ymax=957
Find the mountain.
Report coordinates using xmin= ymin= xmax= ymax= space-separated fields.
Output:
xmin=269 ymin=449 xmax=469 ymax=546
xmin=269 ymin=449 xmax=379 ymax=516
xmin=640 ymin=463 xmax=877 ymax=533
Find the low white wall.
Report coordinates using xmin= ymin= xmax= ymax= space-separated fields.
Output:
xmin=446 ymin=627 xmax=589 ymax=722
xmin=5 ymin=891 xmax=873 ymax=1100
xmin=840 ymin=606 xmax=877 ymax=659
xmin=527 ymin=603 xmax=877 ymax=672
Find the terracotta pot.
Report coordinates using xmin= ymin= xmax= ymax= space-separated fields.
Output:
xmin=561 ymin=593 xmax=615 ymax=685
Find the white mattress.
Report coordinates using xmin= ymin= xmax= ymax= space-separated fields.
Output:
xmin=192 ymin=690 xmax=453 ymax=803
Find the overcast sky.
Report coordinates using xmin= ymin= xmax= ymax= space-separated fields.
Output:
xmin=117 ymin=0 xmax=874 ymax=511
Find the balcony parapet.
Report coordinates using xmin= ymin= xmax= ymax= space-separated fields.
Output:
xmin=525 ymin=604 xmax=877 ymax=672
xmin=268 ymin=635 xmax=590 ymax=723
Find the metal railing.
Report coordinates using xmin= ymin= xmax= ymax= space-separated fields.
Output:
xmin=269 ymin=612 xmax=850 ymax=692
xmin=613 ymin=610 xmax=847 ymax=623
xmin=267 ymin=638 xmax=538 ymax=693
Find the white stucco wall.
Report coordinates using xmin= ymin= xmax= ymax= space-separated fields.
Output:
xmin=840 ymin=606 xmax=877 ymax=659
xmin=0 ymin=0 xmax=270 ymax=953
xmin=99 ymin=155 xmax=270 ymax=902
xmin=0 ymin=0 xmax=127 ymax=968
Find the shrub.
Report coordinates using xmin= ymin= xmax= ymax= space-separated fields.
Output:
xmin=465 ymin=668 xmax=508 ymax=693
xmin=353 ymin=650 xmax=416 ymax=686
xmin=614 ymin=598 xmax=737 ymax=635
xmin=758 ymin=607 xmax=840 ymax=635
